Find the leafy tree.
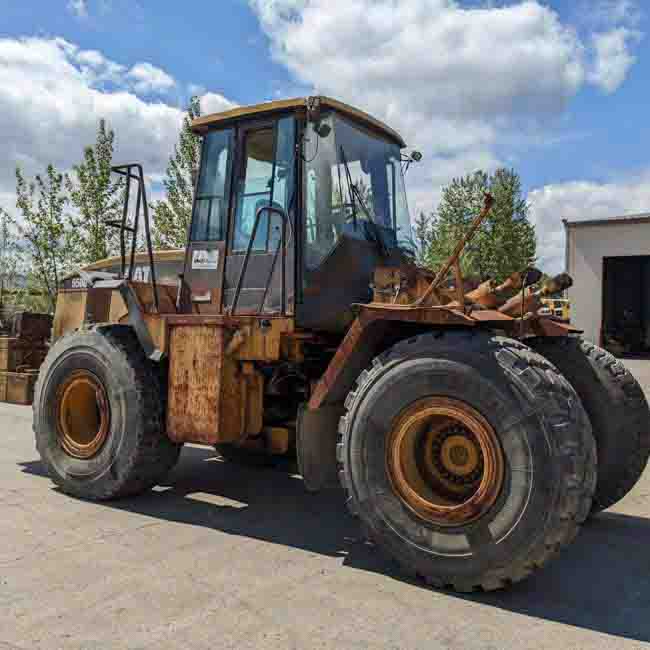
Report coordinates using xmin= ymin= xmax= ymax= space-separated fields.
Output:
xmin=414 ymin=211 xmax=433 ymax=265
xmin=425 ymin=169 xmax=536 ymax=282
xmin=152 ymin=96 xmax=202 ymax=249
xmin=11 ymin=165 xmax=78 ymax=312
xmin=67 ymin=119 xmax=123 ymax=264
xmin=0 ymin=209 xmax=24 ymax=318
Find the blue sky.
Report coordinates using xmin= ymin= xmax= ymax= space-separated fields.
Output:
xmin=1 ymin=0 xmax=649 ymax=272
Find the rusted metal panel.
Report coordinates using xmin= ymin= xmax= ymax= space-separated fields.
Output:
xmin=469 ymin=310 xmax=514 ymax=322
xmin=167 ymin=324 xmax=223 ymax=444
xmin=308 ymin=305 xmax=477 ymax=410
xmin=232 ymin=318 xmax=293 ymax=361
xmin=308 ymin=316 xmax=389 ymax=410
xmin=166 ymin=322 xmax=267 ymax=444
xmin=241 ymin=362 xmax=264 ymax=436
xmin=358 ymin=303 xmax=476 ymax=326
xmin=532 ymin=317 xmax=582 ymax=337
xmin=219 ymin=354 xmax=246 ymax=442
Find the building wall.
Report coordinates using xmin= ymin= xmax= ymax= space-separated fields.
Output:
xmin=566 ymin=221 xmax=650 ymax=343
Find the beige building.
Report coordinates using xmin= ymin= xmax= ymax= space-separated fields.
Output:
xmin=564 ymin=214 xmax=650 ymax=352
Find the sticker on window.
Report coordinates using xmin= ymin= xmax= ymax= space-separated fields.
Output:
xmin=192 ymin=249 xmax=219 ymax=270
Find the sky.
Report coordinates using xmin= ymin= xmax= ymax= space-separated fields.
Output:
xmin=1 ymin=0 xmax=649 ymax=273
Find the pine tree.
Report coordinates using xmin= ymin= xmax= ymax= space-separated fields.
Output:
xmin=66 ymin=119 xmax=123 ymax=264
xmin=426 ymin=169 xmax=536 ymax=282
xmin=152 ymin=96 xmax=202 ymax=249
xmin=12 ymin=165 xmax=78 ymax=312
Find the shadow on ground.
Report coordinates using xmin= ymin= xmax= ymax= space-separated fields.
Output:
xmin=21 ymin=445 xmax=650 ymax=644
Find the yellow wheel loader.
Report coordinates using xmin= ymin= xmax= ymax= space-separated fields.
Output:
xmin=34 ymin=97 xmax=650 ymax=591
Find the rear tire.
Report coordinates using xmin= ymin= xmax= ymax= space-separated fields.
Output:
xmin=338 ymin=331 xmax=596 ymax=592
xmin=33 ymin=325 xmax=181 ymax=500
xmin=529 ymin=337 xmax=650 ymax=513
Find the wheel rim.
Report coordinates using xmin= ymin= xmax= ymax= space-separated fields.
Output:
xmin=386 ymin=397 xmax=504 ymax=527
xmin=56 ymin=370 xmax=110 ymax=460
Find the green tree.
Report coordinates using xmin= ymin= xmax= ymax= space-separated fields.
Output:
xmin=414 ymin=211 xmax=433 ymax=264
xmin=67 ymin=119 xmax=123 ymax=264
xmin=426 ymin=169 xmax=536 ymax=282
xmin=152 ymin=96 xmax=202 ymax=249
xmin=0 ymin=209 xmax=24 ymax=318
xmin=11 ymin=165 xmax=78 ymax=312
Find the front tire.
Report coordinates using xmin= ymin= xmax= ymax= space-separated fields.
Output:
xmin=33 ymin=325 xmax=181 ymax=500
xmin=338 ymin=331 xmax=596 ymax=592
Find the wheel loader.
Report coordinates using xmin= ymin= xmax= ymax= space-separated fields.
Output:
xmin=35 ymin=96 xmax=650 ymax=592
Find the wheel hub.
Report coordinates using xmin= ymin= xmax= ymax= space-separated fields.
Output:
xmin=386 ymin=397 xmax=504 ymax=527
xmin=429 ymin=425 xmax=484 ymax=487
xmin=56 ymin=370 xmax=110 ymax=460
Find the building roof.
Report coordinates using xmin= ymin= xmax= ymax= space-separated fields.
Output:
xmin=563 ymin=212 xmax=650 ymax=228
xmin=191 ymin=96 xmax=407 ymax=148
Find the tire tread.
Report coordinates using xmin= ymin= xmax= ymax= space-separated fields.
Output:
xmin=337 ymin=330 xmax=596 ymax=592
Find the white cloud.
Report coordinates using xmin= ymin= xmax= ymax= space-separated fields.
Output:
xmin=127 ymin=62 xmax=176 ymax=94
xmin=250 ymin=0 xmax=643 ymax=221
xmin=253 ymin=1 xmax=590 ymax=130
xmin=529 ymin=172 xmax=650 ymax=273
xmin=200 ymin=92 xmax=237 ymax=115
xmin=67 ymin=0 xmax=88 ymax=18
xmin=589 ymin=28 xmax=641 ymax=93
xmin=0 ymin=36 xmax=236 ymax=215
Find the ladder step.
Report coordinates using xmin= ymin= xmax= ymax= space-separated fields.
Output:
xmin=105 ymin=220 xmax=136 ymax=233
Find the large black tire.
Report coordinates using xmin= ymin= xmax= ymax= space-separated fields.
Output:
xmin=529 ymin=337 xmax=650 ymax=513
xmin=33 ymin=325 xmax=181 ymax=500
xmin=338 ymin=331 xmax=596 ymax=592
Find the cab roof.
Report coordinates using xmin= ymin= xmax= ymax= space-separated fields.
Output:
xmin=190 ymin=96 xmax=406 ymax=148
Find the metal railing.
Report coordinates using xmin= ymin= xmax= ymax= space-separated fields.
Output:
xmin=108 ymin=164 xmax=159 ymax=312
xmin=230 ymin=205 xmax=290 ymax=316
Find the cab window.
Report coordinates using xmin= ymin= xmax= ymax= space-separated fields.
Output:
xmin=232 ymin=117 xmax=296 ymax=252
xmin=190 ymin=128 xmax=234 ymax=241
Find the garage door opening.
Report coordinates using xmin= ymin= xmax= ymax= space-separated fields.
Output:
xmin=602 ymin=256 xmax=650 ymax=356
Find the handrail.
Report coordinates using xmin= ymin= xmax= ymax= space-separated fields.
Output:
xmin=230 ymin=205 xmax=291 ymax=316
xmin=109 ymin=164 xmax=159 ymax=312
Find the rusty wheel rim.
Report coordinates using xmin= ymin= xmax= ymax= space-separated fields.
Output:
xmin=386 ymin=397 xmax=504 ymax=527
xmin=56 ymin=370 xmax=110 ymax=460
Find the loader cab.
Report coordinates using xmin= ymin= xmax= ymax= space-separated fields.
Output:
xmin=186 ymin=97 xmax=415 ymax=332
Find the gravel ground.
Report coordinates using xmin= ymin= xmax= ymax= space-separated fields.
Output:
xmin=2 ymin=360 xmax=650 ymax=649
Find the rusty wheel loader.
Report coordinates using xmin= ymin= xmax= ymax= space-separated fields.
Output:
xmin=35 ymin=97 xmax=650 ymax=591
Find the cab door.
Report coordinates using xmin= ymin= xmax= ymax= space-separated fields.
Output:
xmin=223 ymin=116 xmax=296 ymax=315
xmin=183 ymin=127 xmax=234 ymax=314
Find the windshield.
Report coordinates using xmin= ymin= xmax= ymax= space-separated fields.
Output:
xmin=304 ymin=113 xmax=414 ymax=269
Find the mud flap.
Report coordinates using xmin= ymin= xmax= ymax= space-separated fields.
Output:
xmin=296 ymin=403 xmax=344 ymax=492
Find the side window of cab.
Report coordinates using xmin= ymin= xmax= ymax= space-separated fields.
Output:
xmin=190 ymin=129 xmax=234 ymax=242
